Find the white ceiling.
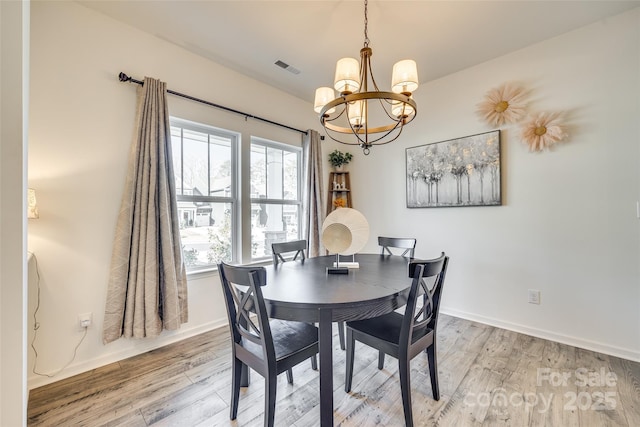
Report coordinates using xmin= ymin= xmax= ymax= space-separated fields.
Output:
xmin=79 ymin=1 xmax=639 ymax=103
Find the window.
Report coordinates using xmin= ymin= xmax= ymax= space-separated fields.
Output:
xmin=250 ymin=138 xmax=302 ymax=260
xmin=170 ymin=118 xmax=238 ymax=272
xmin=170 ymin=119 xmax=303 ymax=271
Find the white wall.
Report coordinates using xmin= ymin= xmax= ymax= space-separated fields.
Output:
xmin=347 ymin=8 xmax=640 ymax=361
xmin=1 ymin=0 xmax=29 ymax=424
xmin=27 ymin=1 xmax=317 ymax=389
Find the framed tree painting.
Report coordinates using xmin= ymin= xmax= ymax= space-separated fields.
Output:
xmin=406 ymin=130 xmax=501 ymax=208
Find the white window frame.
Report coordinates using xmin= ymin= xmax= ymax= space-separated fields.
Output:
xmin=249 ymin=137 xmax=303 ymax=262
xmin=170 ymin=117 xmax=305 ymax=272
xmin=170 ymin=117 xmax=239 ymax=272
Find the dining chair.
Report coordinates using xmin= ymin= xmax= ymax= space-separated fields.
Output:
xmin=218 ymin=262 xmax=319 ymax=427
xmin=378 ymin=236 xmax=417 ymax=258
xmin=344 ymin=253 xmax=449 ymax=427
xmin=272 ymin=240 xmax=347 ymax=351
xmin=272 ymin=239 xmax=306 ymax=265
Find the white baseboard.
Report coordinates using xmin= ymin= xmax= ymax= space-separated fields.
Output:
xmin=27 ymin=320 xmax=228 ymax=390
xmin=28 ymin=309 xmax=639 ymax=390
xmin=440 ymin=307 xmax=640 ymax=363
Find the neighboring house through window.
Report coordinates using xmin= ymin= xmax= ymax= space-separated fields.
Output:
xmin=170 ymin=118 xmax=302 ymax=272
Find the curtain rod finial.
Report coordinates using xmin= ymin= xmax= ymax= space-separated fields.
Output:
xmin=119 ymin=72 xmax=131 ymax=82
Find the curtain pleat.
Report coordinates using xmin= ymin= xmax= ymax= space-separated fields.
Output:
xmin=103 ymin=77 xmax=188 ymax=344
xmin=303 ymin=130 xmax=325 ymax=257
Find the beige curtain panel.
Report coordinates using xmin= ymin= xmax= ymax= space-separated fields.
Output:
xmin=103 ymin=77 xmax=188 ymax=344
xmin=303 ymin=129 xmax=325 ymax=257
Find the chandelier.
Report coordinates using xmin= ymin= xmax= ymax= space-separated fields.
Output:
xmin=313 ymin=0 xmax=418 ymax=155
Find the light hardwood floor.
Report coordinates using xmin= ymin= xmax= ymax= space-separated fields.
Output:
xmin=27 ymin=315 xmax=640 ymax=426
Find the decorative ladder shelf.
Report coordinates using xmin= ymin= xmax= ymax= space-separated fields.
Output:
xmin=327 ymin=171 xmax=352 ymax=215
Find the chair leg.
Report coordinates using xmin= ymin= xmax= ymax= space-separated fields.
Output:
xmin=265 ymin=372 xmax=277 ymax=427
xmin=286 ymin=368 xmax=293 ymax=384
xmin=310 ymin=355 xmax=318 ymax=370
xmin=427 ymin=343 xmax=440 ymax=400
xmin=344 ymin=328 xmax=355 ymax=392
xmin=338 ymin=321 xmax=346 ymax=350
xmin=378 ymin=351 xmax=385 ymax=370
xmin=398 ymin=357 xmax=414 ymax=427
xmin=230 ymin=358 xmax=243 ymax=420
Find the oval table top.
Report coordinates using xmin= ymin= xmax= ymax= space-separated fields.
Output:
xmin=262 ymin=253 xmax=414 ymax=323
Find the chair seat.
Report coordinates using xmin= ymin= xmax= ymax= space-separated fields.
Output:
xmin=219 ymin=262 xmax=320 ymax=427
xmin=344 ymin=254 xmax=448 ymax=427
xmin=244 ymin=319 xmax=318 ymax=361
xmin=347 ymin=312 xmax=432 ymax=346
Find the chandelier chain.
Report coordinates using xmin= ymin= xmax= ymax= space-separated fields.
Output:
xmin=363 ymin=0 xmax=369 ymax=47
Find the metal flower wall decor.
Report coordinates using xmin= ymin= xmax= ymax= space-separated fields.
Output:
xmin=476 ymin=83 xmax=527 ymax=127
xmin=521 ymin=112 xmax=568 ymax=152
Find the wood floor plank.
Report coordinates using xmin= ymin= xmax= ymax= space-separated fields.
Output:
xmin=411 ymin=319 xmax=495 ymax=426
xmin=428 ymin=328 xmax=521 ymax=426
xmin=28 ymin=332 xmax=220 ymax=423
xmin=144 ymin=387 xmax=228 ymax=426
xmin=531 ymin=341 xmax=580 ymax=427
xmin=609 ymin=355 xmax=640 ymax=426
xmin=27 ymin=361 xmax=123 ymax=412
xmin=478 ymin=333 xmax=546 ymax=426
xmin=27 ymin=315 xmax=640 ymax=427
xmin=98 ymin=409 xmax=148 ymax=427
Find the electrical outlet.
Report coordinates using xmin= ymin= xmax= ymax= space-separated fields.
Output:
xmin=528 ymin=289 xmax=540 ymax=305
xmin=78 ymin=312 xmax=93 ymax=328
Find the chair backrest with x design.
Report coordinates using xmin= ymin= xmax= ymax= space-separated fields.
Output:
xmin=219 ymin=263 xmax=274 ymax=365
xmin=378 ymin=236 xmax=417 ymax=258
xmin=401 ymin=253 xmax=449 ymax=352
xmin=272 ymin=240 xmax=307 ymax=266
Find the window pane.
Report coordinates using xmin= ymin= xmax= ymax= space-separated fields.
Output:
xmin=179 ymin=202 xmax=233 ymax=269
xmin=182 ymin=129 xmax=209 ymax=196
xmin=170 ymin=126 xmax=183 ymax=194
xmin=266 ymin=147 xmax=283 ymax=199
xmin=209 ymin=135 xmax=232 ymax=197
xmin=250 ymin=140 xmax=301 ymax=261
xmin=283 ymin=150 xmax=298 ymax=200
xmin=172 ymin=117 xmax=238 ymax=270
xmin=251 ymin=145 xmax=266 ymax=198
xmin=251 ymin=203 xmax=299 ymax=258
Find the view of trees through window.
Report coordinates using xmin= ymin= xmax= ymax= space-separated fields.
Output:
xmin=250 ymin=139 xmax=301 ymax=259
xmin=171 ymin=119 xmax=236 ymax=271
xmin=170 ymin=119 xmax=302 ymax=271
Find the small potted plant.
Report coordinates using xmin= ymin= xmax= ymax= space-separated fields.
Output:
xmin=328 ymin=149 xmax=353 ymax=171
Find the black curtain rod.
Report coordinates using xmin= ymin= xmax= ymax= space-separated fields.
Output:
xmin=118 ymin=72 xmax=308 ymax=136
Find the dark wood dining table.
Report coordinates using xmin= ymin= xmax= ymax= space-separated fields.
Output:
xmin=259 ymin=253 xmax=414 ymax=427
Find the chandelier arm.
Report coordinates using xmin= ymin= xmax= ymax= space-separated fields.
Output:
xmin=376 ymin=96 xmax=402 ymax=121
xmin=346 ymin=105 xmax=367 ymax=145
xmin=366 ymin=54 xmax=382 ymax=92
xmin=323 ymin=131 xmax=360 ymax=146
xmin=332 ymin=105 xmax=348 ymax=121
xmin=360 ymin=118 xmax=403 ymax=145
xmin=359 ymin=48 xmax=370 ymax=93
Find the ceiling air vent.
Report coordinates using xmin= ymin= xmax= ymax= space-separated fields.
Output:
xmin=275 ymin=60 xmax=301 ymax=75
